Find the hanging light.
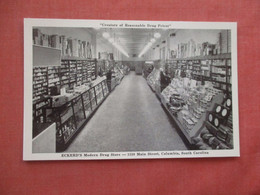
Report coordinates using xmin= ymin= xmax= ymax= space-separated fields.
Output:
xmin=154 ymin=32 xmax=161 ymax=38
xmin=102 ymin=32 xmax=129 ymax=58
xmin=139 ymin=42 xmax=153 ymax=58
xmin=138 ymin=33 xmax=157 ymax=58
xmin=108 ymin=38 xmax=114 ymax=43
xmin=112 ymin=40 xmax=129 ymax=58
xmin=102 ymin=32 xmax=110 ymax=39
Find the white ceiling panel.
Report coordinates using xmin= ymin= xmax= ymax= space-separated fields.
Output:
xmin=94 ymin=28 xmax=172 ymax=55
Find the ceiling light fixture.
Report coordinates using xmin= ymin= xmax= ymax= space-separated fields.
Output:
xmin=108 ymin=38 xmax=114 ymax=43
xmin=138 ymin=42 xmax=154 ymax=58
xmin=102 ymin=32 xmax=110 ymax=38
xmin=138 ymin=33 xmax=159 ymax=58
xmin=154 ymin=32 xmax=161 ymax=38
xmin=102 ymin=32 xmax=129 ymax=58
xmin=150 ymin=38 xmax=156 ymax=43
xmin=113 ymin=42 xmax=129 ymax=58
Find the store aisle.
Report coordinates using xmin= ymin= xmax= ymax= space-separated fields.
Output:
xmin=66 ymin=72 xmax=187 ymax=152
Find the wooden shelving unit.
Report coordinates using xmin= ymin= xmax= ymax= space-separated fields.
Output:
xmin=165 ymin=53 xmax=232 ymax=94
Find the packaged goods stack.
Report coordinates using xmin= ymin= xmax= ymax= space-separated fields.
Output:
xmin=143 ymin=62 xmax=154 ymax=79
xmin=114 ymin=65 xmax=124 ymax=84
xmin=60 ymin=60 xmax=70 ymax=87
xmin=48 ymin=66 xmax=60 ymax=89
xmin=147 ymin=69 xmax=161 ymax=92
xmin=82 ymin=60 xmax=88 ymax=83
xmin=33 ymin=67 xmax=48 ymax=102
xmin=161 ymin=77 xmax=224 ymax=143
xmin=192 ymin=97 xmax=233 ymax=150
xmin=33 ymin=28 xmax=93 ymax=58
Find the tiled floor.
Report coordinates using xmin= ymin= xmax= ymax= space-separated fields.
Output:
xmin=66 ymin=72 xmax=187 ymax=152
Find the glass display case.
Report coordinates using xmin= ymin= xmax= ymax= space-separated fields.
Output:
xmin=49 ymin=79 xmax=109 ymax=152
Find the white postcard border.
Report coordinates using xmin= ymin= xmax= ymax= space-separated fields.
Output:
xmin=23 ymin=18 xmax=239 ymax=160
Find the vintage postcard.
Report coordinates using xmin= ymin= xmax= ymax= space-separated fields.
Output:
xmin=23 ymin=19 xmax=239 ymax=160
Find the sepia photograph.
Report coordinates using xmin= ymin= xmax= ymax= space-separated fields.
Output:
xmin=23 ymin=19 xmax=239 ymax=160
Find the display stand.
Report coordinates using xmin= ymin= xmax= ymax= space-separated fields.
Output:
xmin=46 ymin=77 xmax=109 ymax=152
xmin=161 ymin=91 xmax=224 ymax=144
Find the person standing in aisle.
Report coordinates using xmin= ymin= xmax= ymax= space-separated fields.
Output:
xmin=160 ymin=68 xmax=171 ymax=92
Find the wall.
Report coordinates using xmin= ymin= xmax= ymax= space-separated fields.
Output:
xmin=121 ymin=55 xmax=146 ymax=62
xmin=96 ymin=37 xmax=113 ymax=58
xmin=169 ymin=29 xmax=221 ymax=51
xmin=96 ymin=37 xmax=124 ymax=61
xmin=147 ymin=29 xmax=222 ymax=61
xmin=36 ymin=27 xmax=97 ymax=58
xmin=32 ymin=123 xmax=56 ymax=153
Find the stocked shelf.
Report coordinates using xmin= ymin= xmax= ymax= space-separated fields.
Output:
xmin=33 ymin=67 xmax=48 ymax=102
xmin=48 ymin=66 xmax=60 ymax=89
xmin=146 ymin=53 xmax=233 ymax=148
xmin=33 ymin=58 xmax=97 ymax=93
xmin=165 ymin=53 xmax=232 ymax=94
xmin=33 ymin=28 xmax=94 ymax=59
xmin=168 ymin=53 xmax=231 ymax=61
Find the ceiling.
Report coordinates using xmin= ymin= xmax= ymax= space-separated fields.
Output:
xmin=95 ymin=28 xmax=171 ymax=56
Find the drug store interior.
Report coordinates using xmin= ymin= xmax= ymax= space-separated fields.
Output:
xmin=32 ymin=27 xmax=233 ymax=153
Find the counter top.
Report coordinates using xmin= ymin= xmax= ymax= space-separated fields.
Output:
xmin=51 ymin=76 xmax=107 ymax=108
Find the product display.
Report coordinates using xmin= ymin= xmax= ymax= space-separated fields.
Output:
xmin=143 ymin=62 xmax=154 ymax=79
xmin=114 ymin=65 xmax=124 ymax=84
xmin=192 ymin=97 xmax=233 ymax=150
xmin=33 ymin=67 xmax=48 ymax=102
xmin=161 ymin=76 xmax=224 ymax=143
xmin=163 ymin=53 xmax=231 ymax=94
xmin=33 ymin=28 xmax=93 ymax=58
xmin=49 ymin=77 xmax=109 ymax=151
xmin=147 ymin=69 xmax=160 ymax=92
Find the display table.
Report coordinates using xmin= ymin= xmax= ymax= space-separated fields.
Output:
xmin=160 ymin=88 xmax=224 ymax=144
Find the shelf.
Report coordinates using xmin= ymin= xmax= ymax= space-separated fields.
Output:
xmin=211 ymin=72 xmax=226 ymax=76
xmin=212 ymin=80 xmax=231 ymax=85
xmin=212 ymin=64 xmax=226 ymax=68
xmin=62 ymin=56 xmax=96 ymax=61
xmin=167 ymin=53 xmax=231 ymax=61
